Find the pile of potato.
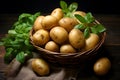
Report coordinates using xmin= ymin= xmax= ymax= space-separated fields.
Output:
xmin=31 ymin=8 xmax=99 ymax=54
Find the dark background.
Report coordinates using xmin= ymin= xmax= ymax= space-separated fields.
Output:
xmin=0 ymin=0 xmax=119 ymax=14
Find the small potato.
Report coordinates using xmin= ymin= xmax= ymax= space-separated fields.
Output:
xmin=60 ymin=44 xmax=76 ymax=53
xmin=73 ymin=11 xmax=86 ymax=17
xmin=32 ymin=29 xmax=50 ymax=46
xmin=32 ymin=58 xmax=50 ymax=76
xmin=41 ymin=15 xmax=58 ymax=30
xmin=33 ymin=16 xmax=44 ymax=31
xmin=84 ymin=33 xmax=99 ymax=50
xmin=59 ymin=17 xmax=78 ymax=32
xmin=51 ymin=8 xmax=64 ymax=21
xmin=69 ymin=29 xmax=85 ymax=49
xmin=45 ymin=41 xmax=59 ymax=52
xmin=93 ymin=57 xmax=111 ymax=76
xmin=50 ymin=26 xmax=68 ymax=44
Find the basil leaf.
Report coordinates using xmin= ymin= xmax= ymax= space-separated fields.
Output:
xmin=74 ymin=24 xmax=85 ymax=30
xmin=68 ymin=2 xmax=78 ymax=12
xmin=84 ymin=12 xmax=95 ymax=23
xmin=74 ymin=14 xmax=87 ymax=23
xmin=60 ymin=0 xmax=67 ymax=10
xmin=96 ymin=24 xmax=106 ymax=33
xmin=16 ymin=52 xmax=25 ymax=63
xmin=84 ymin=27 xmax=90 ymax=38
xmin=90 ymin=26 xmax=99 ymax=34
xmin=4 ymin=48 xmax=14 ymax=64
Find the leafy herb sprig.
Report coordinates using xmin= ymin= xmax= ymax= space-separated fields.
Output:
xmin=60 ymin=0 xmax=78 ymax=17
xmin=60 ymin=1 xmax=106 ymax=38
xmin=0 ymin=12 xmax=40 ymax=64
xmin=74 ymin=13 xmax=106 ymax=38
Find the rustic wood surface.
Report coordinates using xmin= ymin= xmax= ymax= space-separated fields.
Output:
xmin=0 ymin=14 xmax=120 ymax=80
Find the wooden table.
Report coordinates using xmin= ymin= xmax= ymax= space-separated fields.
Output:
xmin=0 ymin=14 xmax=120 ymax=80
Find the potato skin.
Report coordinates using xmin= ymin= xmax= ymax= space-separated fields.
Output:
xmin=51 ymin=8 xmax=64 ymax=21
xmin=33 ymin=16 xmax=44 ymax=31
xmin=41 ymin=15 xmax=58 ymax=30
xmin=69 ymin=29 xmax=85 ymax=49
xmin=93 ymin=57 xmax=111 ymax=76
xmin=32 ymin=58 xmax=50 ymax=76
xmin=84 ymin=33 xmax=99 ymax=50
xmin=50 ymin=26 xmax=68 ymax=44
xmin=59 ymin=17 xmax=78 ymax=32
xmin=60 ymin=44 xmax=76 ymax=53
xmin=32 ymin=29 xmax=50 ymax=46
xmin=45 ymin=41 xmax=59 ymax=52
xmin=73 ymin=11 xmax=86 ymax=17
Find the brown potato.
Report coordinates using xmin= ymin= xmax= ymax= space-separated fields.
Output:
xmin=73 ymin=11 xmax=86 ymax=17
xmin=84 ymin=33 xmax=99 ymax=51
xmin=41 ymin=15 xmax=58 ymax=30
xmin=45 ymin=41 xmax=59 ymax=52
xmin=51 ymin=8 xmax=64 ymax=21
xmin=59 ymin=17 xmax=78 ymax=32
xmin=32 ymin=58 xmax=50 ymax=76
xmin=93 ymin=57 xmax=111 ymax=76
xmin=33 ymin=16 xmax=44 ymax=31
xmin=60 ymin=44 xmax=76 ymax=53
xmin=32 ymin=29 xmax=50 ymax=46
xmin=69 ymin=29 xmax=85 ymax=49
xmin=50 ymin=26 xmax=68 ymax=44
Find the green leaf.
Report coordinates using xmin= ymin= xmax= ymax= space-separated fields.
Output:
xmin=74 ymin=14 xmax=87 ymax=23
xmin=90 ymin=26 xmax=99 ymax=34
xmin=68 ymin=2 xmax=78 ymax=12
xmin=16 ymin=52 xmax=25 ymax=63
xmin=74 ymin=24 xmax=85 ymax=30
xmin=8 ymin=30 xmax=17 ymax=35
xmin=60 ymin=0 xmax=68 ymax=10
xmin=4 ymin=48 xmax=14 ymax=64
xmin=96 ymin=24 xmax=106 ymax=33
xmin=84 ymin=12 xmax=95 ymax=23
xmin=84 ymin=27 xmax=90 ymax=38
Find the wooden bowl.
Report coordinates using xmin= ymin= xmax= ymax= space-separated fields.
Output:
xmin=29 ymin=21 xmax=106 ymax=66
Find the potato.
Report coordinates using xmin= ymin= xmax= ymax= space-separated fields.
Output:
xmin=32 ymin=29 xmax=50 ymax=46
xmin=51 ymin=8 xmax=64 ymax=21
xmin=73 ymin=11 xmax=86 ymax=17
xmin=32 ymin=58 xmax=50 ymax=76
xmin=93 ymin=57 xmax=111 ymax=76
xmin=45 ymin=41 xmax=59 ymax=52
xmin=84 ymin=33 xmax=99 ymax=51
xmin=41 ymin=15 xmax=58 ymax=30
xmin=59 ymin=17 xmax=78 ymax=32
xmin=50 ymin=26 xmax=68 ymax=44
xmin=33 ymin=16 xmax=44 ymax=31
xmin=60 ymin=44 xmax=76 ymax=53
xmin=69 ymin=29 xmax=85 ymax=49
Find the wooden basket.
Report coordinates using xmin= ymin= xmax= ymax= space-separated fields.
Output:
xmin=29 ymin=21 xmax=106 ymax=66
